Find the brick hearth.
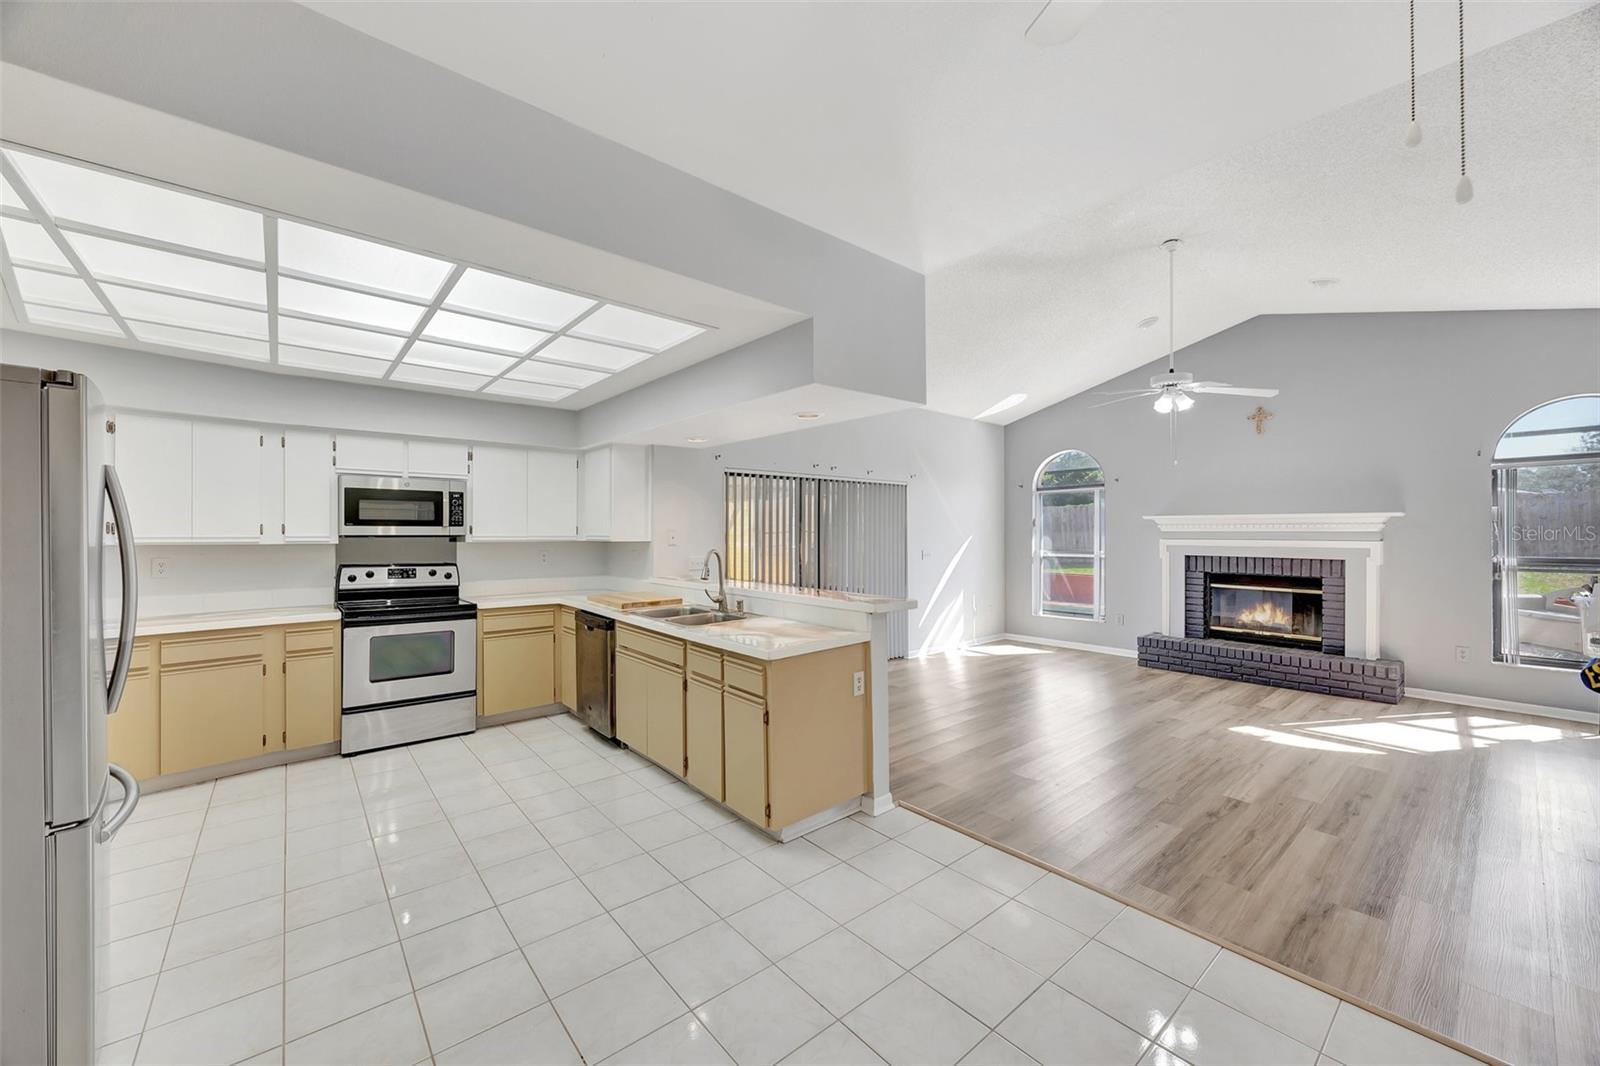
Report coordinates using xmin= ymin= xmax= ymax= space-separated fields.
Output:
xmin=1137 ymin=634 xmax=1404 ymax=703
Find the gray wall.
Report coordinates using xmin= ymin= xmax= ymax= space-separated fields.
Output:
xmin=1005 ymin=309 xmax=1600 ymax=715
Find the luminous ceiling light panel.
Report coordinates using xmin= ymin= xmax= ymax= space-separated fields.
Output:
xmin=7 ymin=149 xmax=263 ymax=260
xmin=128 ymin=321 xmax=269 ymax=362
xmin=403 ymin=339 xmax=515 ymax=376
xmin=24 ymin=304 xmax=122 ymax=336
xmin=389 ymin=362 xmax=490 ymax=392
xmin=276 ymin=277 xmax=423 ymax=333
xmin=277 ymin=316 xmax=404 ymax=359
xmin=483 ymin=379 xmax=576 ymax=402
xmin=422 ymin=310 xmax=549 ymax=354
xmin=0 ymin=218 xmax=72 ymax=269
xmin=0 ymin=173 xmax=25 ymax=212
xmin=506 ymin=359 xmax=607 ymax=390
xmin=67 ymin=232 xmax=264 ymax=305
xmin=277 ymin=220 xmax=453 ymax=301
xmin=570 ymin=304 xmax=703 ymax=352
xmin=443 ymin=268 xmax=596 ymax=330
xmin=533 ymin=335 xmax=651 ymax=373
xmin=278 ymin=345 xmax=391 ymax=378
xmin=102 ymin=284 xmax=268 ymax=338
xmin=11 ymin=267 xmax=102 ymax=312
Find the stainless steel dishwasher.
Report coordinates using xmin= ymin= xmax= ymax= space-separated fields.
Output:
xmin=575 ymin=610 xmax=616 ymax=738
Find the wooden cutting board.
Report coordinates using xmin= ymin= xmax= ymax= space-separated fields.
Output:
xmin=588 ymin=591 xmax=683 ymax=611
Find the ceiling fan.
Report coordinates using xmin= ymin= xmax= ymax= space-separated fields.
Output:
xmin=1093 ymin=238 xmax=1279 ymax=463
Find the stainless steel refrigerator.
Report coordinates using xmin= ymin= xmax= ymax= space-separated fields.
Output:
xmin=2 ymin=366 xmax=140 ymax=1065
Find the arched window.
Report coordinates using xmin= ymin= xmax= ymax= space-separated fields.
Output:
xmin=1492 ymin=395 xmax=1600 ymax=668
xmin=1033 ymin=450 xmax=1106 ymax=620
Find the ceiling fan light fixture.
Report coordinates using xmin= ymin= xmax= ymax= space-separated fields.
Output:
xmin=1153 ymin=392 xmax=1176 ymax=414
xmin=1174 ymin=391 xmax=1195 ymax=412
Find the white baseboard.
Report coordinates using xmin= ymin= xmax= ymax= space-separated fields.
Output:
xmin=991 ymin=633 xmax=1138 ymax=658
xmin=1405 ymin=687 xmax=1599 ymax=727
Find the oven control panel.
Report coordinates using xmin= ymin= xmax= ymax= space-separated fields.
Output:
xmin=337 ymin=564 xmax=458 ymax=590
xmin=448 ymin=492 xmax=466 ymax=528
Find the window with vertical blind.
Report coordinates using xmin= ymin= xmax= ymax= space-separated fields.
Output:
xmin=724 ymin=471 xmax=909 ymax=657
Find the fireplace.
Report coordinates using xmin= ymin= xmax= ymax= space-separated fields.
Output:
xmin=1206 ymin=574 xmax=1323 ymax=649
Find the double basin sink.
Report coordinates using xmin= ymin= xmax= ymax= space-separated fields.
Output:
xmin=630 ymin=604 xmax=748 ymax=627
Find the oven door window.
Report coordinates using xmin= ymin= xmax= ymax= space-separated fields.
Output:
xmin=344 ymin=488 xmax=442 ymax=528
xmin=368 ymin=630 xmax=455 ymax=682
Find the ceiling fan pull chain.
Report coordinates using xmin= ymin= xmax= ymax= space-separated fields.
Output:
xmin=1455 ymin=0 xmax=1474 ymax=203
xmin=1405 ymin=0 xmax=1422 ymax=146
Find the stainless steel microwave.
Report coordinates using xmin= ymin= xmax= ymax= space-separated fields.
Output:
xmin=338 ymin=474 xmax=467 ymax=537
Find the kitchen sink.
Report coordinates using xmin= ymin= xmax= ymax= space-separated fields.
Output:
xmin=631 ymin=605 xmax=715 ymax=618
xmin=664 ymin=611 xmax=747 ymax=626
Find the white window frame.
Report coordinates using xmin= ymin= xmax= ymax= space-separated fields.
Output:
xmin=1031 ymin=453 xmax=1107 ymax=622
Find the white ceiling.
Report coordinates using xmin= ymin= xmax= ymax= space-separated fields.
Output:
xmin=307 ymin=0 xmax=1588 ymax=274
xmin=307 ymin=0 xmax=1599 ymax=424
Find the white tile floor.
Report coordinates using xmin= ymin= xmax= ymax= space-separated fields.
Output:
xmin=96 ymin=714 xmax=1483 ymax=1066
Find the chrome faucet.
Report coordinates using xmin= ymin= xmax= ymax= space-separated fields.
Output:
xmin=701 ymin=549 xmax=729 ymax=611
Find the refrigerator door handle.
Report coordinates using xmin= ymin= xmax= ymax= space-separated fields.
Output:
xmin=103 ymin=463 xmax=139 ymax=715
xmin=97 ymin=763 xmax=140 ymax=843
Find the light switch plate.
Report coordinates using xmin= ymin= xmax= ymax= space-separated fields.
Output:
xmin=852 ymin=671 xmax=864 ymax=697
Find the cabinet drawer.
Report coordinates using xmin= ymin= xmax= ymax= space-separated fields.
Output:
xmin=617 ymin=625 xmax=685 ymax=667
xmin=129 ymin=639 xmax=154 ymax=674
xmin=482 ymin=608 xmax=555 ymax=634
xmin=160 ymin=630 xmax=267 ymax=667
xmin=686 ymin=647 xmax=722 ymax=683
xmin=724 ymin=657 xmax=765 ymax=698
xmin=559 ymin=607 xmax=576 ymax=633
xmin=284 ymin=624 xmax=337 ymax=654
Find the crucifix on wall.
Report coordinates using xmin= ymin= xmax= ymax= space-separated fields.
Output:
xmin=1246 ymin=405 xmax=1274 ymax=436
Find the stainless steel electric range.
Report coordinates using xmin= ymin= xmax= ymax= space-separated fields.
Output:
xmin=336 ymin=563 xmax=478 ymax=754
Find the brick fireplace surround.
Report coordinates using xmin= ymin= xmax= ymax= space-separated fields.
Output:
xmin=1138 ymin=514 xmax=1405 ymax=704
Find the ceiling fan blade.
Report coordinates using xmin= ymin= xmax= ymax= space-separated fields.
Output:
xmin=1024 ymin=0 xmax=1103 ymax=45
xmin=1188 ymin=383 xmax=1279 ymax=397
xmin=1090 ymin=392 xmax=1158 ymax=409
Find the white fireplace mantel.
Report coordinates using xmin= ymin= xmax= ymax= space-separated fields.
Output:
xmin=1145 ymin=512 xmax=1405 ymax=659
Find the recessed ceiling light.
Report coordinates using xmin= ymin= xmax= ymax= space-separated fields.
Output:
xmin=422 ymin=310 xmax=548 ymax=355
xmin=277 ymin=316 xmax=404 ymax=359
xmin=278 ymin=220 xmax=452 ymax=300
xmin=102 ymin=284 xmax=269 ymax=338
xmin=795 ymin=412 xmax=824 ymax=420
xmin=7 ymin=149 xmax=263 ymax=260
xmin=403 ymin=339 xmax=515 ymax=376
xmin=685 ymin=436 xmax=708 ymax=444
xmin=444 ymin=269 xmax=596 ymax=331
xmin=975 ymin=393 xmax=1028 ymax=420
xmin=128 ymin=321 xmax=269 ymax=362
xmin=1309 ymin=277 xmax=1340 ymax=288
xmin=1137 ymin=316 xmax=1159 ymax=329
xmin=534 ymin=335 xmax=651 ymax=373
xmin=277 ymin=277 xmax=423 ymax=333
xmin=569 ymin=304 xmax=704 ymax=352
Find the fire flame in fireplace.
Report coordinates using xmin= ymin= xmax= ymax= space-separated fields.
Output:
xmin=1235 ymin=600 xmax=1292 ymax=631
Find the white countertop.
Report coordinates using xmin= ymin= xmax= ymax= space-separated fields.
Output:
xmin=129 ymin=592 xmax=867 ymax=660
xmin=131 ymin=605 xmax=340 ymax=638
xmin=472 ymin=591 xmax=869 ymax=661
xmin=647 ymin=577 xmax=916 ymax=614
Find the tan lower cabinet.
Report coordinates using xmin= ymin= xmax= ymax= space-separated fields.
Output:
xmin=644 ymin=658 xmax=685 ymax=774
xmin=685 ymin=676 xmax=724 ymax=800
xmin=479 ymin=608 xmax=556 ymax=717
xmin=284 ymin=624 xmax=340 ymax=749
xmin=615 ymin=625 xmax=687 ymax=775
xmin=557 ymin=607 xmax=577 ymax=710
xmin=107 ymin=640 xmax=159 ymax=780
xmin=722 ymin=689 xmax=768 ymax=824
xmin=615 ymin=649 xmax=650 ymax=750
xmin=159 ymin=631 xmax=270 ymax=775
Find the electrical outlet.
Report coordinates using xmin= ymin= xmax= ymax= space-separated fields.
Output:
xmin=151 ymin=558 xmax=170 ymax=579
xmin=1455 ymin=645 xmax=1470 ymax=663
xmin=1116 ymin=613 xmax=1125 ymax=626
xmin=667 ymin=529 xmax=679 ymax=547
xmin=852 ymin=671 xmax=865 ymax=697
xmin=539 ymin=550 xmax=549 ymax=564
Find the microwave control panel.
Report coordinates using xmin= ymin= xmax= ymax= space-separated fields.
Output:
xmin=448 ymin=492 xmax=466 ymax=528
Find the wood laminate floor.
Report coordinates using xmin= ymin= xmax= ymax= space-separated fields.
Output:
xmin=888 ymin=643 xmax=1600 ymax=1066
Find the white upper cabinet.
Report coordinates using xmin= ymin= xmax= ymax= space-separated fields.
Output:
xmin=527 ymin=450 xmax=579 ymax=539
xmin=192 ymin=421 xmax=266 ymax=540
xmin=469 ymin=445 xmax=528 ymax=539
xmin=334 ymin=434 xmax=405 ymax=474
xmin=580 ymin=445 xmax=650 ymax=542
xmin=112 ymin=412 xmax=193 ymax=542
xmin=282 ymin=429 xmax=335 ymax=541
xmin=406 ymin=440 xmax=470 ymax=479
